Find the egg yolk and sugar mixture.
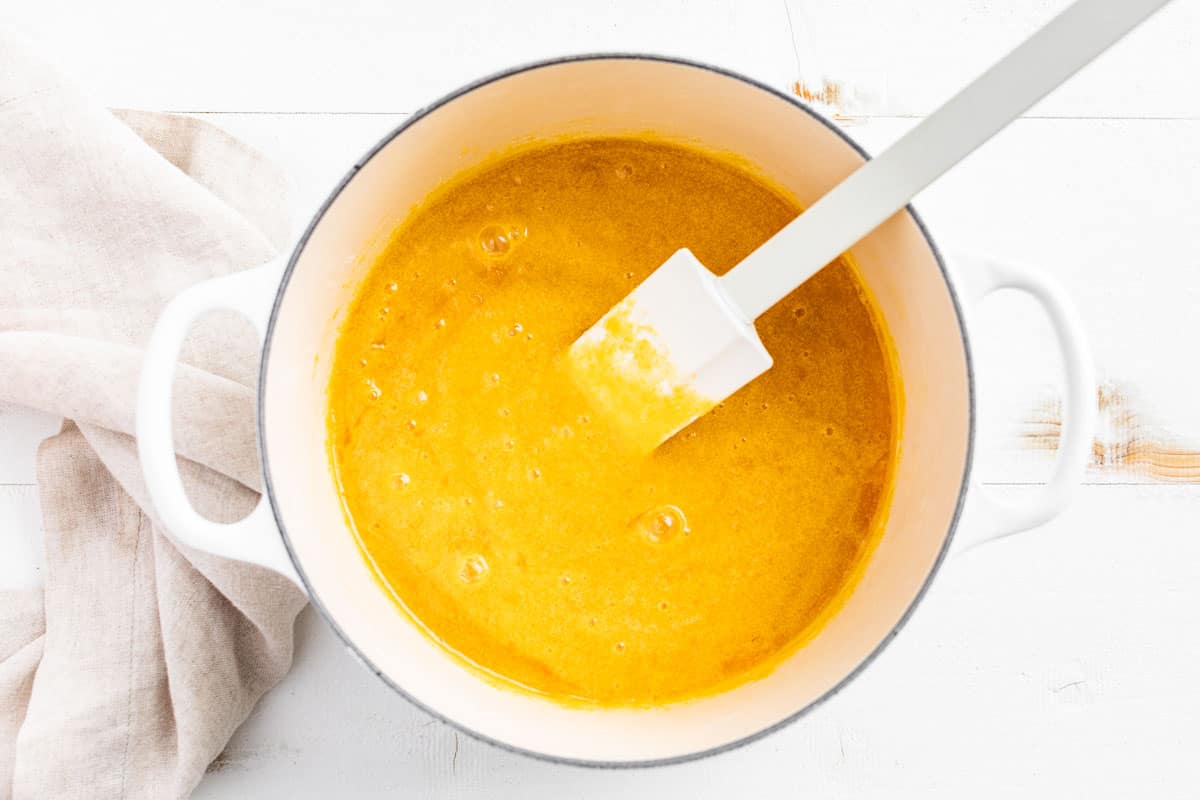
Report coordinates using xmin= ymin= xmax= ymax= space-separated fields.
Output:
xmin=328 ymin=137 xmax=899 ymax=706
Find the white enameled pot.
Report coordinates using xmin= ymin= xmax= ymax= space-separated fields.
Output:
xmin=136 ymin=55 xmax=1096 ymax=767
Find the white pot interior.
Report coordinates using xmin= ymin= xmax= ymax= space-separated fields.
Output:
xmin=261 ymin=57 xmax=971 ymax=763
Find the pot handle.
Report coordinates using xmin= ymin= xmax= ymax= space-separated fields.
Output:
xmin=136 ymin=259 xmax=305 ymax=590
xmin=952 ymin=254 xmax=1097 ymax=551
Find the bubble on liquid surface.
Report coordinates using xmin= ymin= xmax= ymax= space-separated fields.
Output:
xmin=459 ymin=554 xmax=488 ymax=583
xmin=478 ymin=224 xmax=511 ymax=257
xmin=631 ymin=504 xmax=690 ymax=543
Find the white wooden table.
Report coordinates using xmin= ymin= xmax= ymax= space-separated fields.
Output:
xmin=3 ymin=1 xmax=1199 ymax=796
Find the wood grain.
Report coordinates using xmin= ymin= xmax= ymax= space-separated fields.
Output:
xmin=0 ymin=484 xmax=45 ymax=590
xmin=785 ymin=0 xmax=1200 ymax=119
xmin=2 ymin=0 xmax=1197 ymax=795
xmin=4 ymin=0 xmax=797 ymax=112
xmin=0 ymin=404 xmax=60 ymax=485
xmin=1021 ymin=382 xmax=1200 ymax=482
xmin=194 ymin=485 xmax=1200 ymax=799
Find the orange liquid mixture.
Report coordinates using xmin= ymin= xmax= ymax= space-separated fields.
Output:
xmin=328 ymin=137 xmax=898 ymax=706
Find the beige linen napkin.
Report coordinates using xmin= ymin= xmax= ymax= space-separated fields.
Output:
xmin=0 ymin=35 xmax=307 ymax=798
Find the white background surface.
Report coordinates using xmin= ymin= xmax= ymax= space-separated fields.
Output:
xmin=2 ymin=0 xmax=1199 ymax=796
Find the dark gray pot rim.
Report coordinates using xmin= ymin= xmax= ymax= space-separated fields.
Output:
xmin=258 ymin=52 xmax=975 ymax=770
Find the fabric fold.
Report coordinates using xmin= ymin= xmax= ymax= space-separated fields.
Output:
xmin=1 ymin=33 xmax=307 ymax=799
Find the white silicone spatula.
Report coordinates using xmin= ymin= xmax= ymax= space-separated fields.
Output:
xmin=569 ymin=0 xmax=1170 ymax=451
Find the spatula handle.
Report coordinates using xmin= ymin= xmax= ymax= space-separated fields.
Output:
xmin=721 ymin=0 xmax=1172 ymax=320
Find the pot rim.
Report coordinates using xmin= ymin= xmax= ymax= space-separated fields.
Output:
xmin=257 ymin=52 xmax=976 ymax=769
